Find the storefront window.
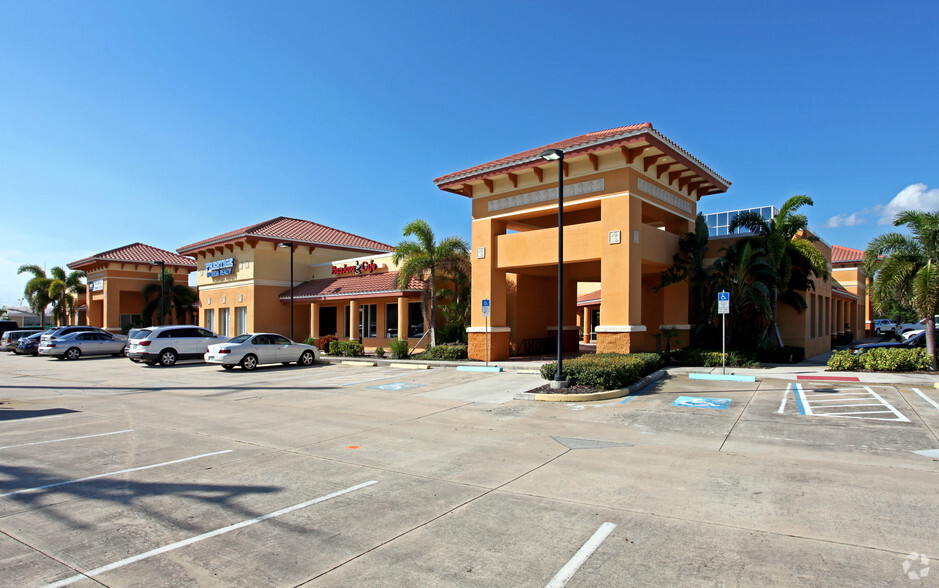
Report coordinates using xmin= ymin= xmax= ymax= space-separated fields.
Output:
xmin=119 ymin=314 xmax=140 ymax=332
xmin=204 ymin=309 xmax=214 ymax=333
xmin=385 ymin=303 xmax=398 ymax=338
xmin=408 ymin=302 xmax=423 ymax=338
xmin=359 ymin=304 xmax=377 ymax=339
xmin=219 ymin=308 xmax=230 ymax=337
xmin=235 ymin=307 xmax=247 ymax=335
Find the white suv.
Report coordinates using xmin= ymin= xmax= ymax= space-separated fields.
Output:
xmin=127 ymin=325 xmax=228 ymax=366
xmin=871 ymin=319 xmax=897 ymax=336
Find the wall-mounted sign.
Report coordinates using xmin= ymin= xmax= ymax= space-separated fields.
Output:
xmin=332 ymin=260 xmax=381 ymax=275
xmin=89 ymin=279 xmax=104 ymax=292
xmin=206 ymin=257 xmax=235 ymax=278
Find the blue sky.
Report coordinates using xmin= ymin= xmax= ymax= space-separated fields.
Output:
xmin=2 ymin=1 xmax=937 ymax=306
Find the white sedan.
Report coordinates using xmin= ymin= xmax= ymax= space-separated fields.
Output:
xmin=205 ymin=333 xmax=320 ymax=371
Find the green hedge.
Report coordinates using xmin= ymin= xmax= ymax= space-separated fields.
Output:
xmin=328 ymin=340 xmax=364 ymax=357
xmin=412 ymin=344 xmax=468 ymax=361
xmin=540 ymin=353 xmax=663 ymax=390
xmin=828 ymin=348 xmax=931 ymax=372
xmin=668 ymin=348 xmax=760 ymax=368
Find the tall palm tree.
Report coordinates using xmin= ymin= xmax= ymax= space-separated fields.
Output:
xmin=48 ymin=267 xmax=86 ymax=326
xmin=656 ymin=214 xmax=714 ymax=345
xmin=17 ymin=264 xmax=53 ymax=328
xmin=728 ymin=195 xmax=830 ymax=348
xmin=142 ymin=271 xmax=199 ymax=326
xmin=711 ymin=240 xmax=773 ymax=348
xmin=864 ymin=210 xmax=939 ymax=370
xmin=393 ymin=219 xmax=470 ymax=347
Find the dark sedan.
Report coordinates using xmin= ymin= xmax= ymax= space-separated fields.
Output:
xmin=851 ymin=331 xmax=926 ymax=355
xmin=14 ymin=332 xmax=43 ymax=356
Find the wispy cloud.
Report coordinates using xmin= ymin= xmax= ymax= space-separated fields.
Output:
xmin=822 ymin=183 xmax=939 ymax=230
xmin=823 ymin=212 xmax=866 ymax=228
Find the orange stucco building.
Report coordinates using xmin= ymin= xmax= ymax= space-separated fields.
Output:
xmin=435 ymin=123 xmax=731 ymax=361
xmin=68 ymin=243 xmax=197 ymax=333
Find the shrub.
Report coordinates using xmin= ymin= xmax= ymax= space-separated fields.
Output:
xmin=540 ymin=353 xmax=663 ymax=390
xmin=302 ymin=336 xmax=317 ymax=346
xmin=318 ymin=334 xmax=338 ymax=352
xmin=390 ymin=338 xmax=410 ymax=359
xmin=826 ymin=350 xmax=861 ymax=371
xmin=668 ymin=348 xmax=759 ymax=368
xmin=328 ymin=340 xmax=364 ymax=357
xmin=413 ymin=344 xmax=468 ymax=361
xmin=827 ymin=347 xmax=931 ymax=372
xmin=375 ymin=346 xmax=386 ymax=358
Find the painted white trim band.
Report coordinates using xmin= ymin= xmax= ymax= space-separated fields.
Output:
xmin=467 ymin=326 xmax=512 ymax=333
xmin=488 ymin=179 xmax=605 ymax=212
xmin=595 ymin=325 xmax=647 ymax=333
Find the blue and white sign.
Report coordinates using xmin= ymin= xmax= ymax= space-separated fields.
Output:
xmin=89 ymin=279 xmax=104 ymax=292
xmin=481 ymin=298 xmax=490 ymax=317
xmin=672 ymin=396 xmax=732 ymax=409
xmin=206 ymin=257 xmax=235 ymax=278
xmin=717 ymin=291 xmax=730 ymax=315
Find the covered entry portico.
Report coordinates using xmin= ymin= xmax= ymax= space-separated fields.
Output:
xmin=435 ymin=123 xmax=730 ymax=361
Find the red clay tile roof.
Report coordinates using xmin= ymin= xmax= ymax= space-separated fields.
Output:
xmin=177 ymin=217 xmax=394 ymax=255
xmin=832 ymin=245 xmax=865 ymax=263
xmin=279 ymin=271 xmax=425 ymax=301
xmin=68 ymin=243 xmax=197 ymax=270
xmin=434 ymin=123 xmax=730 ymax=192
xmin=832 ymin=286 xmax=858 ymax=301
xmin=577 ymin=289 xmax=602 ymax=306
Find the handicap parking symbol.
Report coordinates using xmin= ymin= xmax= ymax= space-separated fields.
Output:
xmin=672 ymin=396 xmax=732 ymax=409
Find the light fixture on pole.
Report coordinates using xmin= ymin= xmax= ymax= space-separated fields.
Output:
xmin=150 ymin=260 xmax=165 ymax=326
xmin=278 ymin=242 xmax=295 ymax=341
xmin=539 ymin=148 xmax=567 ymax=388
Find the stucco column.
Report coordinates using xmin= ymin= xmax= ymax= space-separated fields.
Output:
xmin=583 ymin=308 xmax=590 ymax=343
xmin=310 ymin=302 xmax=319 ymax=339
xmin=467 ymin=217 xmax=510 ymax=361
xmin=597 ymin=194 xmax=644 ymax=353
xmin=104 ymin=286 xmax=121 ymax=333
xmin=349 ymin=300 xmax=360 ymax=341
xmin=397 ymin=297 xmax=408 ymax=340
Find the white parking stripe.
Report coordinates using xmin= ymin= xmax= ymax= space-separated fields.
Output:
xmin=0 ymin=414 xmax=67 ymax=425
xmin=864 ymin=387 xmax=910 ymax=422
xmin=43 ymin=480 xmax=378 ymax=588
xmin=0 ymin=450 xmax=233 ymax=498
xmin=545 ymin=522 xmax=616 ymax=588
xmin=913 ymin=388 xmax=939 ymax=410
xmin=0 ymin=430 xmax=132 ymax=451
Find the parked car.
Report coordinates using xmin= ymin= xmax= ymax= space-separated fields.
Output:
xmin=1 ymin=329 xmax=43 ymax=352
xmin=14 ymin=332 xmax=44 ymax=356
xmin=40 ymin=325 xmax=111 ymax=346
xmin=851 ymin=331 xmax=925 ymax=355
xmin=204 ymin=333 xmax=320 ymax=371
xmin=871 ymin=319 xmax=897 ymax=336
xmin=38 ymin=331 xmax=128 ymax=360
xmin=127 ymin=325 xmax=227 ymax=366
xmin=896 ymin=322 xmax=924 ymax=336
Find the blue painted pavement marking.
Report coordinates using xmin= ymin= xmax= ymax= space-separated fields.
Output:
xmin=367 ymin=382 xmax=425 ymax=391
xmin=672 ymin=396 xmax=732 ymax=409
xmin=456 ymin=366 xmax=503 ymax=373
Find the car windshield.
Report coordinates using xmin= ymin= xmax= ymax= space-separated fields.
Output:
xmin=132 ymin=330 xmax=152 ymax=340
xmin=228 ymin=334 xmax=252 ymax=344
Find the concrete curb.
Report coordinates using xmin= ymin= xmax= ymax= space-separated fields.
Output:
xmin=514 ymin=369 xmax=667 ymax=402
xmin=390 ymin=363 xmax=431 ymax=370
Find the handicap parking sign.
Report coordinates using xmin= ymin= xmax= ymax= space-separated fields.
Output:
xmin=672 ymin=396 xmax=732 ymax=409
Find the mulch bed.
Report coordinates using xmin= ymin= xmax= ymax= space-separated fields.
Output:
xmin=526 ymin=384 xmax=605 ymax=395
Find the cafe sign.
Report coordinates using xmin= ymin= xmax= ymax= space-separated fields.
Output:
xmin=332 ymin=260 xmax=380 ymax=275
xmin=206 ymin=258 xmax=235 ymax=278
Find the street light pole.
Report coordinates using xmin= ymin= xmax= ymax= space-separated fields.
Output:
xmin=539 ymin=148 xmax=567 ymax=388
xmin=278 ymin=242 xmax=295 ymax=341
xmin=151 ymin=261 xmax=165 ymax=326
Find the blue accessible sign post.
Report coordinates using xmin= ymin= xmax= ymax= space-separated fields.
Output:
xmin=718 ymin=291 xmax=730 ymax=374
xmin=481 ymin=299 xmax=491 ymax=367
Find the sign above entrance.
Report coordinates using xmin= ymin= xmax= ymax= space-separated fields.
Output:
xmin=206 ymin=258 xmax=235 ymax=278
xmin=89 ymin=279 xmax=104 ymax=292
xmin=331 ymin=260 xmax=382 ymax=275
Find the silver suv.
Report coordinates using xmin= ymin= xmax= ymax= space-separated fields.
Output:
xmin=40 ymin=326 xmax=111 ymax=346
xmin=871 ymin=319 xmax=897 ymax=336
xmin=127 ymin=325 xmax=227 ymax=367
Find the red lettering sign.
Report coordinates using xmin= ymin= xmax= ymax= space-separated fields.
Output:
xmin=331 ymin=260 xmax=381 ymax=275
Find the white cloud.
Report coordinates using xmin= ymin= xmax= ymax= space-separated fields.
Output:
xmin=823 ymin=212 xmax=866 ymax=228
xmin=876 ymin=183 xmax=939 ymax=225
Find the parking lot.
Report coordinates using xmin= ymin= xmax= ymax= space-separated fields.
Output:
xmin=1 ymin=354 xmax=937 ymax=586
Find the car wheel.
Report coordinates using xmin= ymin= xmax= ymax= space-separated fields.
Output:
xmin=222 ymin=364 xmax=234 ymax=371
xmin=241 ymin=354 xmax=258 ymax=371
xmin=159 ymin=349 xmax=177 ymax=367
xmin=113 ymin=346 xmax=126 ymax=357
xmin=875 ymin=328 xmax=882 ymax=335
xmin=298 ymin=350 xmax=315 ymax=366
xmin=65 ymin=347 xmax=81 ymax=361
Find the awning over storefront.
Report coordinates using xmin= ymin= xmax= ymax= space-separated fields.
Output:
xmin=279 ymin=271 xmax=426 ymax=302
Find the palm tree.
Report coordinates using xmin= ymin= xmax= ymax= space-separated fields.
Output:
xmin=142 ymin=271 xmax=199 ymax=326
xmin=48 ymin=267 xmax=86 ymax=326
xmin=392 ymin=219 xmax=470 ymax=347
xmin=656 ymin=214 xmax=714 ymax=345
xmin=728 ymin=195 xmax=830 ymax=348
xmin=17 ymin=264 xmax=53 ymax=328
xmin=711 ymin=240 xmax=773 ymax=348
xmin=864 ymin=210 xmax=939 ymax=370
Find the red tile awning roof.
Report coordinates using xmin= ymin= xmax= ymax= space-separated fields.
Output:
xmin=68 ymin=243 xmax=197 ymax=271
xmin=177 ymin=216 xmax=394 ymax=256
xmin=434 ymin=123 xmax=730 ymax=197
xmin=577 ymin=289 xmax=601 ymax=306
xmin=279 ymin=271 xmax=425 ymax=302
xmin=832 ymin=286 xmax=858 ymax=301
xmin=832 ymin=245 xmax=865 ymax=264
